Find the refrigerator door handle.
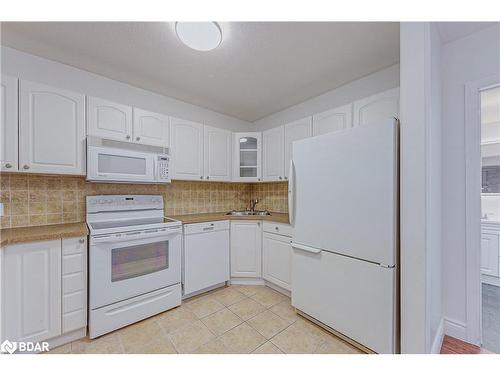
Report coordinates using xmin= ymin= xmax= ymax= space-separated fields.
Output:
xmin=291 ymin=242 xmax=322 ymax=254
xmin=288 ymin=160 xmax=295 ymax=225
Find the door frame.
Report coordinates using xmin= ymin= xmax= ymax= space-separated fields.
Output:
xmin=465 ymin=74 xmax=500 ymax=345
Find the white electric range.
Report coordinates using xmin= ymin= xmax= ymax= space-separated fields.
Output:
xmin=86 ymin=195 xmax=182 ymax=338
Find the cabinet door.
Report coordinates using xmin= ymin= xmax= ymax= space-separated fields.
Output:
xmin=263 ymin=126 xmax=284 ymax=181
xmin=233 ymin=132 xmax=262 ymax=182
xmin=312 ymin=104 xmax=352 ymax=136
xmin=263 ymin=232 xmax=292 ymax=291
xmin=230 ymin=221 xmax=262 ymax=278
xmin=62 ymin=237 xmax=87 ymax=333
xmin=133 ymin=108 xmax=169 ymax=147
xmin=3 ymin=240 xmax=61 ymax=343
xmin=170 ymin=117 xmax=204 ymax=180
xmin=204 ymin=125 xmax=232 ymax=181
xmin=353 ymin=88 xmax=399 ymax=127
xmin=19 ymin=80 xmax=86 ymax=175
xmin=1 ymin=75 xmax=18 ymax=172
xmin=87 ymin=96 xmax=133 ymax=142
xmin=284 ymin=117 xmax=312 ymax=179
xmin=481 ymin=232 xmax=499 ymax=277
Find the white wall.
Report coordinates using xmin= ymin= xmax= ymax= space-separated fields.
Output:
xmin=441 ymin=24 xmax=500 ymax=335
xmin=0 ymin=46 xmax=252 ymax=132
xmin=399 ymin=22 xmax=443 ymax=354
xmin=253 ymin=64 xmax=400 ymax=130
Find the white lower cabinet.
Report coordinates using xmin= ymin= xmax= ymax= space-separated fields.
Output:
xmin=1 ymin=237 xmax=87 ymax=346
xmin=481 ymin=227 xmax=500 ymax=278
xmin=263 ymin=231 xmax=292 ymax=291
xmin=230 ymin=221 xmax=262 ymax=278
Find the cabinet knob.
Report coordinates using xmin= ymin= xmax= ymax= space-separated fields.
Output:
xmin=200 ymin=176 xmax=203 ymax=179
xmin=279 ymin=176 xmax=282 ymax=180
xmin=78 ymin=238 xmax=85 ymax=244
xmin=23 ymin=165 xmax=30 ymax=170
xmin=275 ymin=226 xmax=279 ymax=231
xmin=285 ymin=176 xmax=288 ymax=180
xmin=126 ymin=135 xmax=131 ymax=140
xmin=258 ymin=178 xmax=261 ymax=181
xmin=4 ymin=163 xmax=12 ymax=168
xmin=136 ymin=137 xmax=141 ymax=141
xmin=206 ymin=176 xmax=210 ymax=180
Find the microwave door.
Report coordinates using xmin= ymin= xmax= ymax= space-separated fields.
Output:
xmin=88 ymin=146 xmax=155 ymax=182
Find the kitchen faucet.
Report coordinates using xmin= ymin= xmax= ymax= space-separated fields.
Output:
xmin=249 ymin=198 xmax=259 ymax=212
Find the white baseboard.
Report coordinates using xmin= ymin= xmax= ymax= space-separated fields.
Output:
xmin=264 ymin=281 xmax=291 ymax=297
xmin=46 ymin=327 xmax=86 ymax=352
xmin=229 ymin=278 xmax=265 ymax=285
xmin=430 ymin=317 xmax=445 ymax=354
xmin=443 ymin=317 xmax=467 ymax=341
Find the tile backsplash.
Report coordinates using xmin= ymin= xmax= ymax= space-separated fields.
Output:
xmin=0 ymin=173 xmax=288 ymax=229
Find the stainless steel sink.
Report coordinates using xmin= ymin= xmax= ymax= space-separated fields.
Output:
xmin=225 ymin=210 xmax=271 ymax=216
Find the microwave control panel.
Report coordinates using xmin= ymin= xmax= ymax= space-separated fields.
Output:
xmin=157 ymin=155 xmax=170 ymax=181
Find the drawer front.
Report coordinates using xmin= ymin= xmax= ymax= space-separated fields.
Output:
xmin=184 ymin=220 xmax=229 ymax=234
xmin=263 ymin=221 xmax=292 ymax=237
xmin=62 ymin=252 xmax=85 ymax=274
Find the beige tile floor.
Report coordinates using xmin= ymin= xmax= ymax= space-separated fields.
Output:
xmin=47 ymin=285 xmax=363 ymax=354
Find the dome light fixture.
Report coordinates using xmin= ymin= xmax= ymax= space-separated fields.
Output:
xmin=175 ymin=22 xmax=222 ymax=52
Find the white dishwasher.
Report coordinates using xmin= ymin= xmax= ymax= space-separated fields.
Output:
xmin=183 ymin=220 xmax=230 ymax=296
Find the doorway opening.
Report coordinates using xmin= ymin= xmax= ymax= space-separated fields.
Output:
xmin=480 ymin=85 xmax=500 ymax=353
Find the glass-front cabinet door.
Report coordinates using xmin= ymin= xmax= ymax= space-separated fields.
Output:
xmin=233 ymin=132 xmax=262 ymax=182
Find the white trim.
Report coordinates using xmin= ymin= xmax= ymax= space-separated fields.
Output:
xmin=46 ymin=327 xmax=86 ymax=352
xmin=443 ymin=318 xmax=467 ymax=341
xmin=465 ymin=74 xmax=500 ymax=346
xmin=430 ymin=317 xmax=445 ymax=354
xmin=229 ymin=278 xmax=265 ymax=286
xmin=482 ymin=275 xmax=500 ymax=287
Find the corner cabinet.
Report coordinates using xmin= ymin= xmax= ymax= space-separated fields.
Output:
xmin=312 ymin=104 xmax=352 ymax=136
xmin=1 ymin=237 xmax=87 ymax=346
xmin=230 ymin=221 xmax=262 ymax=278
xmin=204 ymin=125 xmax=232 ymax=181
xmin=262 ymin=126 xmax=284 ymax=181
xmin=233 ymin=132 xmax=262 ymax=182
xmin=19 ymin=80 xmax=86 ymax=175
xmin=0 ymin=75 xmax=19 ymax=172
xmin=353 ymin=88 xmax=399 ymax=127
xmin=170 ymin=117 xmax=204 ymax=180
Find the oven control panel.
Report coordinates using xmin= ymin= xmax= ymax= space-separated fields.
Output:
xmin=87 ymin=195 xmax=164 ymax=213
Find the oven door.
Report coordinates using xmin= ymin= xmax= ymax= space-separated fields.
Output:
xmin=89 ymin=228 xmax=181 ymax=309
xmin=87 ymin=145 xmax=155 ymax=183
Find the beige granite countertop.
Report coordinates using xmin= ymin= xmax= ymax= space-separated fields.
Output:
xmin=0 ymin=222 xmax=89 ymax=247
xmin=170 ymin=212 xmax=290 ymax=225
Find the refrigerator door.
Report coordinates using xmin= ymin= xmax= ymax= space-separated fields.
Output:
xmin=292 ymin=246 xmax=397 ymax=354
xmin=290 ymin=119 xmax=398 ymax=266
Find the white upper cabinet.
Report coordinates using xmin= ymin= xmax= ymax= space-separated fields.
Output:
xmin=262 ymin=126 xmax=284 ymax=181
xmin=353 ymin=88 xmax=400 ymax=127
xmin=312 ymin=104 xmax=352 ymax=136
xmin=3 ymin=240 xmax=62 ymax=343
xmin=19 ymin=80 xmax=86 ymax=175
xmin=203 ymin=125 xmax=232 ymax=181
xmin=233 ymin=132 xmax=262 ymax=182
xmin=170 ymin=117 xmax=204 ymax=180
xmin=1 ymin=75 xmax=18 ymax=172
xmin=133 ymin=108 xmax=170 ymax=147
xmin=87 ymin=96 xmax=133 ymax=142
xmin=284 ymin=117 xmax=312 ymax=179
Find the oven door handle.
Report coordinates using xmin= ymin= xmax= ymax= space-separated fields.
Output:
xmin=91 ymin=227 xmax=181 ymax=244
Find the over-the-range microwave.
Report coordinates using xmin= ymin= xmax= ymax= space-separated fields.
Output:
xmin=86 ymin=136 xmax=171 ymax=184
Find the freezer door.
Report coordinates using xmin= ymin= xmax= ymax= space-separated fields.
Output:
xmin=292 ymin=246 xmax=397 ymax=354
xmin=290 ymin=119 xmax=398 ymax=266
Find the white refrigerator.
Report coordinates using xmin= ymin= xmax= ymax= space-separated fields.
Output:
xmin=289 ymin=119 xmax=399 ymax=354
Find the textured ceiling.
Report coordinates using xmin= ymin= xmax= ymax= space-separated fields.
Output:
xmin=0 ymin=22 xmax=400 ymax=122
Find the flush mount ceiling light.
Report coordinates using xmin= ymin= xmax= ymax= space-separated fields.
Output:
xmin=175 ymin=22 xmax=222 ymax=51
